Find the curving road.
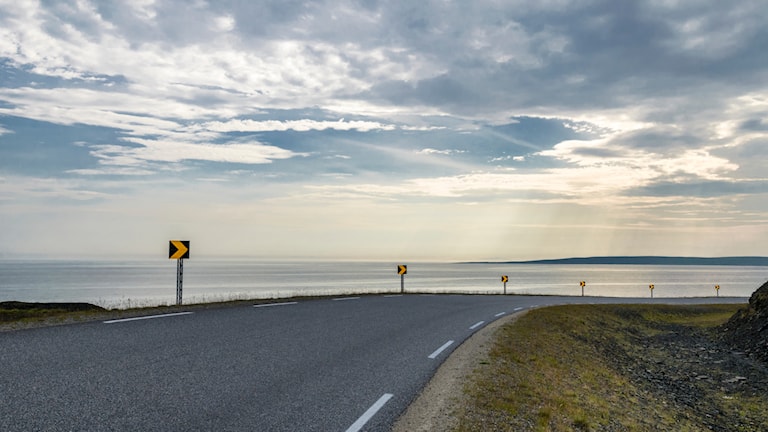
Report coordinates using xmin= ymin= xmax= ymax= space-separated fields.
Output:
xmin=0 ymin=294 xmax=746 ymax=431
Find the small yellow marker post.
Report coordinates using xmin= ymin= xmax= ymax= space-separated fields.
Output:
xmin=649 ymin=284 xmax=655 ymax=298
xmin=715 ymin=284 xmax=720 ymax=297
xmin=580 ymin=280 xmax=586 ymax=297
xmin=501 ymin=275 xmax=509 ymax=294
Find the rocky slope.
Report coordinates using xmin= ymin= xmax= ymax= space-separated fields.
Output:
xmin=720 ymin=280 xmax=768 ymax=363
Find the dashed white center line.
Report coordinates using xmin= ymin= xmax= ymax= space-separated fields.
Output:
xmin=514 ymin=307 xmax=524 ymax=311
xmin=383 ymin=294 xmax=403 ymax=298
xmin=428 ymin=340 xmax=454 ymax=359
xmin=103 ymin=312 xmax=193 ymax=324
xmin=332 ymin=297 xmax=361 ymax=301
xmin=495 ymin=312 xmax=506 ymax=317
xmin=345 ymin=393 xmax=394 ymax=432
xmin=469 ymin=321 xmax=485 ymax=330
xmin=253 ymin=302 xmax=297 ymax=308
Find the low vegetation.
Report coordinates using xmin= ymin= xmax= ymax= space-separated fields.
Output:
xmin=0 ymin=301 xmax=105 ymax=324
xmin=455 ymin=304 xmax=768 ymax=432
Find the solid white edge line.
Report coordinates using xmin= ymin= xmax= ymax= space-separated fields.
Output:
xmin=383 ymin=294 xmax=403 ymax=298
xmin=253 ymin=302 xmax=298 ymax=308
xmin=104 ymin=312 xmax=193 ymax=324
xmin=332 ymin=297 xmax=361 ymax=301
xmin=495 ymin=312 xmax=506 ymax=317
xmin=345 ymin=393 xmax=394 ymax=432
xmin=469 ymin=321 xmax=485 ymax=330
xmin=428 ymin=340 xmax=454 ymax=359
xmin=513 ymin=307 xmax=524 ymax=311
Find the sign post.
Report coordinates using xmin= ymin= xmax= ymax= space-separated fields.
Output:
xmin=397 ymin=265 xmax=407 ymax=293
xmin=169 ymin=240 xmax=190 ymax=305
xmin=649 ymin=284 xmax=655 ymax=298
xmin=580 ymin=280 xmax=586 ymax=297
xmin=715 ymin=284 xmax=720 ymax=297
xmin=501 ymin=275 xmax=508 ymax=294
xmin=176 ymin=258 xmax=183 ymax=305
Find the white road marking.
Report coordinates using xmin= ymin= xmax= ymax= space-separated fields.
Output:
xmin=332 ymin=297 xmax=361 ymax=301
xmin=513 ymin=307 xmax=524 ymax=311
xmin=383 ymin=294 xmax=403 ymax=298
xmin=103 ymin=312 xmax=193 ymax=324
xmin=428 ymin=340 xmax=454 ymax=359
xmin=494 ymin=312 xmax=506 ymax=317
xmin=345 ymin=393 xmax=394 ymax=432
xmin=253 ymin=302 xmax=297 ymax=308
xmin=469 ymin=321 xmax=485 ymax=330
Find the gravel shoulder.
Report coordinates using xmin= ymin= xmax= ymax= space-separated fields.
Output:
xmin=392 ymin=310 xmax=528 ymax=432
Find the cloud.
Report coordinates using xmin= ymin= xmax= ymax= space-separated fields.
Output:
xmin=1 ymin=0 xmax=767 ymax=259
xmin=193 ymin=118 xmax=397 ymax=133
xmin=418 ymin=148 xmax=465 ymax=156
xmin=628 ymin=179 xmax=768 ymax=198
xmin=0 ymin=175 xmax=111 ymax=202
xmin=83 ymin=138 xmax=306 ymax=168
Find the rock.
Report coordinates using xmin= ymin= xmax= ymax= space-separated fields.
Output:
xmin=720 ymin=280 xmax=768 ymax=364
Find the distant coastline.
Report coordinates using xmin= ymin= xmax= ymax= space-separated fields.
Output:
xmin=465 ymin=256 xmax=768 ymax=266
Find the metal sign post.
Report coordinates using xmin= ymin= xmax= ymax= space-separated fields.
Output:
xmin=649 ymin=284 xmax=655 ymax=298
xmin=398 ymin=265 xmax=407 ymax=293
xmin=715 ymin=284 xmax=720 ymax=297
xmin=169 ymin=240 xmax=190 ymax=305
xmin=176 ymin=258 xmax=184 ymax=305
xmin=580 ymin=280 xmax=586 ymax=297
xmin=501 ymin=275 xmax=508 ymax=294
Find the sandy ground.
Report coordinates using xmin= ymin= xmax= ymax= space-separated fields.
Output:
xmin=391 ymin=311 xmax=528 ymax=432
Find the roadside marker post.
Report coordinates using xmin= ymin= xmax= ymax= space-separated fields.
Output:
xmin=501 ymin=275 xmax=508 ymax=294
xmin=649 ymin=284 xmax=655 ymax=298
xmin=397 ymin=265 xmax=407 ymax=293
xmin=715 ymin=284 xmax=720 ymax=297
xmin=580 ymin=280 xmax=586 ymax=297
xmin=169 ymin=240 xmax=190 ymax=305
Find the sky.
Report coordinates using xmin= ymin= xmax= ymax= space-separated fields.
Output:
xmin=0 ymin=0 xmax=767 ymax=261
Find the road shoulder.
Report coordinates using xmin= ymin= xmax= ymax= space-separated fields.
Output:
xmin=391 ymin=310 xmax=529 ymax=432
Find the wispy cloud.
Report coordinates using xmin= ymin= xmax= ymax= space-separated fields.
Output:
xmin=193 ymin=118 xmax=397 ymax=133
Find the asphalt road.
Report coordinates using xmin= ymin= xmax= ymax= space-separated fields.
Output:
xmin=0 ymin=294 xmax=747 ymax=431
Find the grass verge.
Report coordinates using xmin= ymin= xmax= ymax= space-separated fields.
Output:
xmin=455 ymin=304 xmax=768 ymax=432
xmin=0 ymin=301 xmax=106 ymax=323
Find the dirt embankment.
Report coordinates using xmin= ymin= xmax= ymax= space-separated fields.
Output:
xmin=720 ymin=280 xmax=768 ymax=364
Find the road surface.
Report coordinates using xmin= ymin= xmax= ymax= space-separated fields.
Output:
xmin=0 ymin=294 xmax=746 ymax=431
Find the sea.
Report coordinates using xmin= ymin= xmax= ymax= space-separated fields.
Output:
xmin=1 ymin=259 xmax=766 ymax=309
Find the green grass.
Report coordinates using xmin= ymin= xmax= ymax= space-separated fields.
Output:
xmin=0 ymin=301 xmax=106 ymax=323
xmin=454 ymin=304 xmax=752 ymax=432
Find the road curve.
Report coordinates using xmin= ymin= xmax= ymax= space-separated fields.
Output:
xmin=0 ymin=294 xmax=746 ymax=431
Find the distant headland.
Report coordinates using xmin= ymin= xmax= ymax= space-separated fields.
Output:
xmin=465 ymin=256 xmax=768 ymax=266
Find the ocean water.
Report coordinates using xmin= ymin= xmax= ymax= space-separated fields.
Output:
xmin=0 ymin=259 xmax=766 ymax=309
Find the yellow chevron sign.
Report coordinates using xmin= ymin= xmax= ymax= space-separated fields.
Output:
xmin=580 ymin=281 xmax=586 ymax=287
xmin=501 ymin=275 xmax=508 ymax=283
xmin=169 ymin=240 xmax=190 ymax=259
xmin=397 ymin=265 xmax=407 ymax=275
